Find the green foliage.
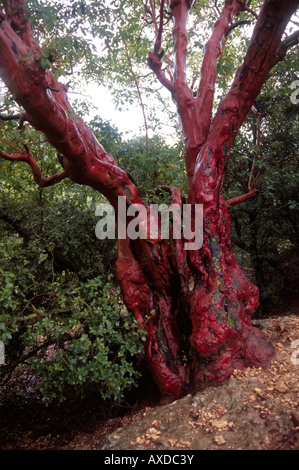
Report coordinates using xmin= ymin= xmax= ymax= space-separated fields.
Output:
xmin=24 ymin=277 xmax=143 ymax=405
xmin=0 ymin=107 xmax=188 ymax=404
xmin=89 ymin=116 xmax=188 ymax=203
xmin=117 ymin=136 xmax=187 ymax=203
xmin=0 ymin=115 xmax=148 ymax=404
xmin=0 ymin=186 xmax=143 ymax=403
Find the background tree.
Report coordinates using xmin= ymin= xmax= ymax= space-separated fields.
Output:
xmin=0 ymin=0 xmax=298 ymax=399
xmin=226 ymin=55 xmax=299 ymax=309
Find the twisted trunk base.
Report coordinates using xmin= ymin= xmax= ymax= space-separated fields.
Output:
xmin=115 ymin=144 xmax=274 ymax=398
xmin=116 ymin=233 xmax=274 ymax=397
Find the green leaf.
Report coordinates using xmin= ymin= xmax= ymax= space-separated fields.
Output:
xmin=20 ymin=51 xmax=33 ymax=62
xmin=41 ymin=57 xmax=49 ymax=70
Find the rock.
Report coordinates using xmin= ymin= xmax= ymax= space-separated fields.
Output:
xmin=274 ymin=380 xmax=289 ymax=393
xmin=212 ymin=419 xmax=228 ymax=429
xmin=214 ymin=435 xmax=226 ymax=445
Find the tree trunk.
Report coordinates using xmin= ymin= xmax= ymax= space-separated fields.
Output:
xmin=187 ymin=142 xmax=274 ymax=386
xmin=0 ymin=0 xmax=298 ymax=397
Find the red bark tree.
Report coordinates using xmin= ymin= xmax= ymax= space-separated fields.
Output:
xmin=0 ymin=0 xmax=298 ymax=397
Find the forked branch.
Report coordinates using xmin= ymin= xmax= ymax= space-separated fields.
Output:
xmin=207 ymin=0 xmax=299 ymax=156
xmin=0 ymin=147 xmax=67 ymax=187
xmin=196 ymin=0 xmax=246 ymax=126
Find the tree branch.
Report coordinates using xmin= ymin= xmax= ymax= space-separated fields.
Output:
xmin=147 ymin=0 xmax=175 ymax=93
xmin=4 ymin=0 xmax=40 ymax=53
xmin=196 ymin=0 xmax=246 ymax=129
xmin=156 ymin=0 xmax=166 ymax=53
xmin=226 ymin=188 xmax=258 ymax=207
xmin=205 ymin=0 xmax=299 ymax=158
xmin=248 ymin=109 xmax=261 ymax=191
xmin=0 ymin=112 xmax=26 ymax=129
xmin=149 ymin=0 xmax=158 ymax=33
xmin=227 ymin=19 xmax=252 ymax=35
xmin=0 ymin=135 xmax=24 ymax=152
xmin=176 ymin=0 xmax=246 ymax=182
xmin=0 ymin=112 xmax=23 ymax=121
xmin=170 ymin=0 xmax=192 ymax=85
xmin=123 ymin=38 xmax=149 ymax=150
xmin=0 ymin=4 xmax=143 ymax=209
xmin=0 ymin=147 xmax=67 ymax=187
xmin=275 ymin=29 xmax=299 ymax=61
xmin=147 ymin=52 xmax=176 ymax=93
xmin=148 ymin=0 xmax=194 ymax=96
xmin=243 ymin=5 xmax=258 ymax=20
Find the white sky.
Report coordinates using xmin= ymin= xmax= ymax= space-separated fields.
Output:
xmin=82 ymin=83 xmax=143 ymax=138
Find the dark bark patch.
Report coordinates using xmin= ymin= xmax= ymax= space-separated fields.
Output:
xmin=11 ymin=40 xmax=18 ymax=56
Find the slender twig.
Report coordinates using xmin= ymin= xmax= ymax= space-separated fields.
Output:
xmin=248 ymin=110 xmax=262 ymax=191
xmin=283 ymin=30 xmax=299 ymax=50
xmin=214 ymin=0 xmax=220 ymax=16
xmin=149 ymin=0 xmax=158 ymax=33
xmin=123 ymin=39 xmax=149 ymax=150
xmin=0 ymin=113 xmax=23 ymax=121
xmin=18 ymin=293 xmax=48 ymax=318
xmin=156 ymin=0 xmax=165 ymax=53
xmin=0 ymin=135 xmax=24 ymax=152
xmin=227 ymin=19 xmax=252 ymax=36
xmin=272 ymin=29 xmax=299 ymax=66
xmin=243 ymin=6 xmax=258 ymax=19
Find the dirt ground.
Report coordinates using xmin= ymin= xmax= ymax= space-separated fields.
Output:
xmin=0 ymin=305 xmax=298 ymax=451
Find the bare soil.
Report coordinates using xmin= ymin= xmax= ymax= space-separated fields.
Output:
xmin=0 ymin=302 xmax=298 ymax=451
